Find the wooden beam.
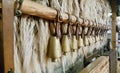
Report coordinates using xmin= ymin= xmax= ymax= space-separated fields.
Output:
xmin=112 ymin=0 xmax=117 ymax=49
xmin=2 ymin=0 xmax=14 ymax=73
xmin=111 ymin=0 xmax=117 ymax=73
xmin=0 ymin=10 xmax=4 ymax=73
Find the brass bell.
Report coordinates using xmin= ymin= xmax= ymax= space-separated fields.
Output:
xmin=48 ymin=36 xmax=62 ymax=62
xmin=71 ymin=35 xmax=78 ymax=52
xmin=83 ymin=36 xmax=89 ymax=46
xmin=97 ymin=36 xmax=99 ymax=41
xmin=100 ymin=35 xmax=103 ymax=41
xmin=78 ymin=36 xmax=84 ymax=48
xmin=61 ymin=35 xmax=70 ymax=55
xmin=89 ymin=36 xmax=93 ymax=45
xmin=95 ymin=36 xmax=97 ymax=43
xmin=87 ymin=36 xmax=90 ymax=45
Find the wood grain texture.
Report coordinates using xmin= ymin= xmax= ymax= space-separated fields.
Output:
xmin=111 ymin=1 xmax=117 ymax=72
xmin=112 ymin=0 xmax=117 ymax=49
xmin=80 ymin=56 xmax=109 ymax=73
xmin=20 ymin=0 xmax=83 ymax=25
xmin=2 ymin=0 xmax=14 ymax=73
xmin=0 ymin=11 xmax=4 ymax=73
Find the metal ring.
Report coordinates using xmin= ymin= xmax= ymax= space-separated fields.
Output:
xmin=16 ymin=0 xmax=23 ymax=10
xmin=15 ymin=10 xmax=22 ymax=16
xmin=15 ymin=0 xmax=23 ymax=16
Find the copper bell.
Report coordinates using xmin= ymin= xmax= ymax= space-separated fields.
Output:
xmin=48 ymin=36 xmax=62 ymax=62
xmin=71 ymin=35 xmax=78 ymax=52
xmin=78 ymin=36 xmax=84 ymax=48
xmin=61 ymin=35 xmax=70 ymax=55
xmin=83 ymin=36 xmax=89 ymax=46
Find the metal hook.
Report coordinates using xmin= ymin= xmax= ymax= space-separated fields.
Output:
xmin=14 ymin=0 xmax=23 ymax=16
xmin=15 ymin=10 xmax=22 ymax=16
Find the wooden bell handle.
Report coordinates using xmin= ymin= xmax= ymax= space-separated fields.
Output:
xmin=56 ymin=22 xmax=61 ymax=38
xmin=81 ymin=27 xmax=85 ymax=38
xmin=49 ymin=22 xmax=56 ymax=35
xmin=87 ymin=27 xmax=93 ymax=36
xmin=61 ymin=23 xmax=68 ymax=35
xmin=67 ymin=24 xmax=72 ymax=37
xmin=75 ymin=24 xmax=79 ymax=39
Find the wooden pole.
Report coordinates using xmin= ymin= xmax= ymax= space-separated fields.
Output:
xmin=111 ymin=0 xmax=117 ymax=73
xmin=2 ymin=0 xmax=14 ymax=73
xmin=112 ymin=0 xmax=117 ymax=49
xmin=20 ymin=0 xmax=83 ymax=25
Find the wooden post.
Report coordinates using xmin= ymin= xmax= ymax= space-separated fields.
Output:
xmin=112 ymin=0 xmax=117 ymax=49
xmin=2 ymin=0 xmax=14 ymax=73
xmin=111 ymin=0 xmax=117 ymax=73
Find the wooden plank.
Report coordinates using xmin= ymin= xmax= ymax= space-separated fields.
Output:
xmin=80 ymin=56 xmax=109 ymax=73
xmin=2 ymin=0 xmax=14 ymax=73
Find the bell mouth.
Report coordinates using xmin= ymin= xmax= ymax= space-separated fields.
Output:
xmin=72 ymin=49 xmax=77 ymax=52
xmin=51 ymin=58 xmax=59 ymax=62
xmin=63 ymin=52 xmax=69 ymax=55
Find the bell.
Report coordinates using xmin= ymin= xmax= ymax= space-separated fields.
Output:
xmin=100 ymin=36 xmax=103 ymax=41
xmin=89 ymin=36 xmax=93 ymax=45
xmin=71 ymin=35 xmax=78 ymax=52
xmin=48 ymin=36 xmax=62 ymax=62
xmin=83 ymin=36 xmax=89 ymax=46
xmin=97 ymin=36 xmax=99 ymax=42
xmin=95 ymin=36 xmax=97 ymax=43
xmin=61 ymin=35 xmax=70 ymax=55
xmin=78 ymin=36 xmax=84 ymax=48
xmin=87 ymin=36 xmax=90 ymax=45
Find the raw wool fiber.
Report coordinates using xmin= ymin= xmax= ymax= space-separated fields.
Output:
xmin=80 ymin=0 xmax=110 ymax=24
xmin=14 ymin=0 xmax=110 ymax=73
xmin=80 ymin=0 xmax=110 ymax=55
xmin=14 ymin=0 xmax=50 ymax=73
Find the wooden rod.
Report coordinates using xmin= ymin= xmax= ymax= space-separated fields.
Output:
xmin=2 ymin=0 xmax=14 ymax=73
xmin=20 ymin=0 xmax=57 ymax=20
xmin=19 ymin=0 xmax=83 ymax=25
